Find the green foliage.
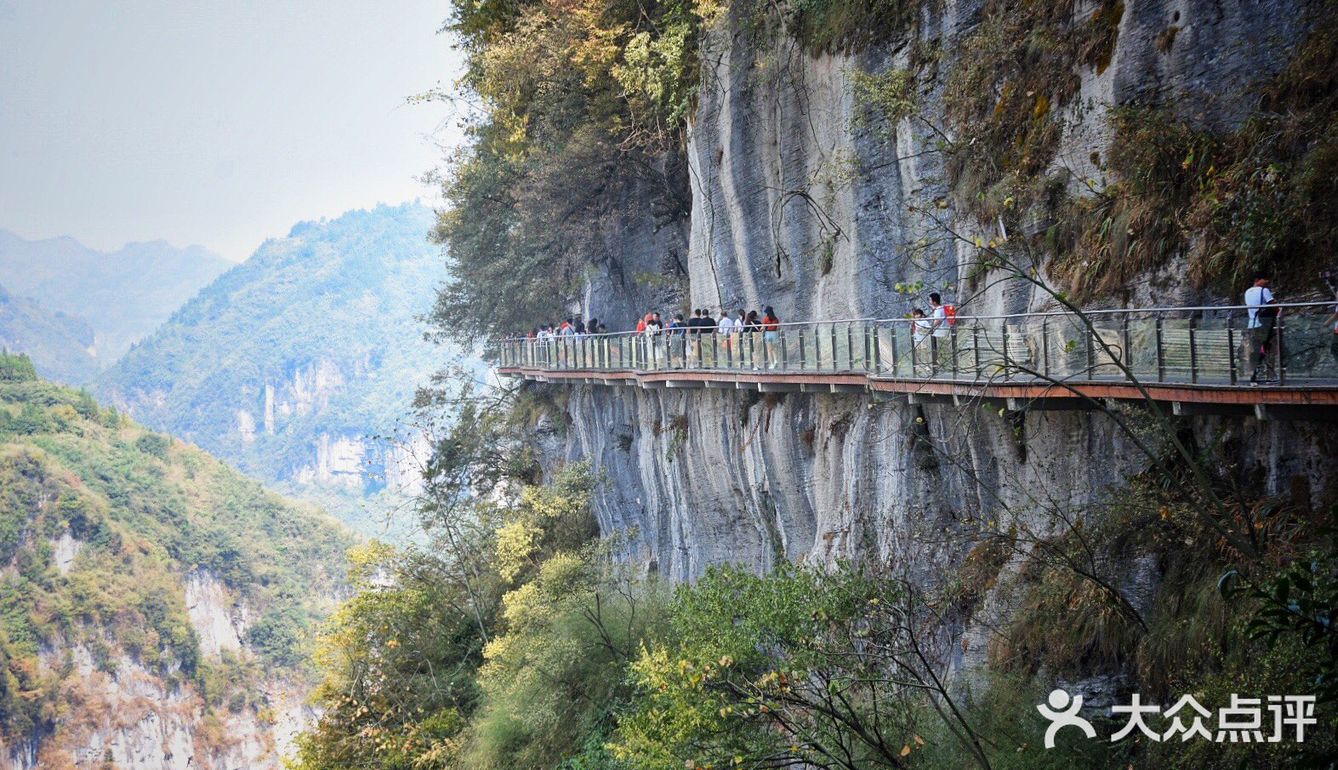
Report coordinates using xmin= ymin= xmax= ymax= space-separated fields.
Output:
xmin=615 ymin=562 xmax=944 ymax=769
xmin=851 ymin=67 xmax=917 ymax=141
xmin=780 ymin=0 xmax=922 ymax=55
xmin=0 ymin=351 xmax=38 ymax=383
xmin=0 ymin=372 xmax=352 ymax=742
xmin=463 ymin=554 xmax=667 ymax=769
xmin=134 ymin=432 xmax=171 ymax=459
xmin=295 ymin=463 xmax=619 ymax=770
xmin=433 ymin=0 xmax=707 ymax=341
xmin=293 ymin=542 xmax=488 ymax=769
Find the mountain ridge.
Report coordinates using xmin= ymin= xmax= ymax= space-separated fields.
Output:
xmin=0 ymin=228 xmax=231 ymax=369
xmin=95 ymin=202 xmax=468 ymax=538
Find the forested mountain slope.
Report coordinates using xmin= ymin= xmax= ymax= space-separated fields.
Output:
xmin=0 ymin=230 xmax=229 ymax=369
xmin=0 ymin=283 xmax=98 ymax=385
xmin=96 ymin=203 xmax=468 ymax=538
xmin=0 ymin=353 xmax=352 ymax=769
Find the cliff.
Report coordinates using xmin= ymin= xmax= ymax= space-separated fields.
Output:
xmin=521 ymin=0 xmax=1338 ymax=605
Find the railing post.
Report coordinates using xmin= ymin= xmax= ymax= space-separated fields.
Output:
xmin=1227 ymin=317 xmax=1238 ymax=385
xmin=846 ymin=323 xmax=854 ymax=372
xmin=781 ymin=330 xmax=789 ymax=370
xmin=950 ymin=326 xmax=959 ymax=380
xmin=911 ymin=326 xmax=921 ymax=378
xmin=867 ymin=325 xmax=877 ymax=374
xmin=890 ymin=324 xmax=900 ymax=377
xmin=1276 ymin=314 xmax=1286 ymax=386
xmin=972 ymin=323 xmax=981 ymax=382
xmin=797 ymin=329 xmax=807 ymax=370
xmin=1000 ymin=322 xmax=1011 ymax=380
xmin=1155 ymin=314 xmax=1166 ymax=383
xmin=1188 ymin=315 xmax=1199 ymax=384
xmin=1085 ymin=322 xmax=1095 ymax=379
xmin=1032 ymin=317 xmax=1043 ymax=380
xmin=824 ymin=325 xmax=834 ymax=374
xmin=1121 ymin=314 xmax=1132 ymax=379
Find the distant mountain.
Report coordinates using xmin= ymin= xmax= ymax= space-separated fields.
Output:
xmin=0 ymin=352 xmax=353 ymax=769
xmin=96 ymin=203 xmax=469 ymax=538
xmin=0 ymin=229 xmax=231 ymax=366
xmin=0 ymin=282 xmax=99 ymax=384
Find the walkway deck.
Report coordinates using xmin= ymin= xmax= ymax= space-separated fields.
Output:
xmin=494 ymin=304 xmax=1338 ymax=420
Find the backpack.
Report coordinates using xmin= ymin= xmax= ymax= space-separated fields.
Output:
xmin=943 ymin=304 xmax=958 ymax=327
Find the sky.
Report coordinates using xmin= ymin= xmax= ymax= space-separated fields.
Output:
xmin=0 ymin=1 xmax=464 ymax=262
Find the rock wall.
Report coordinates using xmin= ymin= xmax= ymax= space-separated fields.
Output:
xmin=231 ymin=358 xmax=426 ymax=496
xmin=546 ymin=385 xmax=1334 ymax=583
xmin=7 ymin=571 xmax=314 ymax=770
xmin=684 ymin=0 xmax=1314 ymax=320
xmin=545 ymin=0 xmax=1334 ymax=583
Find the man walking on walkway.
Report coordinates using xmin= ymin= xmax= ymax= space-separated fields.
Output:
xmin=1245 ymin=272 xmax=1278 ymax=384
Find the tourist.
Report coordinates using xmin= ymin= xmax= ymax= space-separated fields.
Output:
xmin=1244 ymin=272 xmax=1278 ymax=384
xmin=928 ymin=293 xmax=952 ymax=373
xmin=683 ymin=309 xmax=703 ymax=366
xmin=911 ymin=308 xmax=931 ymax=376
xmin=762 ymin=306 xmax=781 ymax=369
xmin=717 ymin=309 xmax=736 ymax=366
xmin=668 ymin=313 xmax=687 ymax=367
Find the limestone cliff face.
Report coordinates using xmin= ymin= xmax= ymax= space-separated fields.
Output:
xmin=684 ymin=0 xmax=1311 ymax=319
xmin=548 ymin=386 xmax=1333 ymax=584
xmin=229 ymin=357 xmax=426 ymax=497
xmin=539 ymin=0 xmax=1334 ymax=589
xmin=7 ymin=570 xmax=314 ymax=770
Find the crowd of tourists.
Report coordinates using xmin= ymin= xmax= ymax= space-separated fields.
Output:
xmin=525 ymin=307 xmax=784 ymax=340
xmin=512 ymin=275 xmax=1335 ymax=380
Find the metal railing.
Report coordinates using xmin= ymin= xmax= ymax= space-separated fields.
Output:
xmin=494 ymin=302 xmax=1338 ymax=387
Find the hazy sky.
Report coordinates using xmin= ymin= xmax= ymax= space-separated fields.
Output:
xmin=0 ymin=1 xmax=463 ymax=261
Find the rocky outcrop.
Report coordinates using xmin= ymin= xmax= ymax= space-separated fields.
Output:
xmin=6 ymin=570 xmax=314 ymax=770
xmin=184 ymin=569 xmax=248 ymax=658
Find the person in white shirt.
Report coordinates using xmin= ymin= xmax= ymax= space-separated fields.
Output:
xmin=928 ymin=292 xmax=952 ymax=373
xmin=717 ymin=310 xmax=737 ymax=366
xmin=1244 ymin=272 xmax=1277 ymax=383
xmin=911 ymin=308 xmax=932 ymax=376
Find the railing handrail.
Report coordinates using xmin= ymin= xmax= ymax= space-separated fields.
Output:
xmin=494 ymin=301 xmax=1338 ymax=343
